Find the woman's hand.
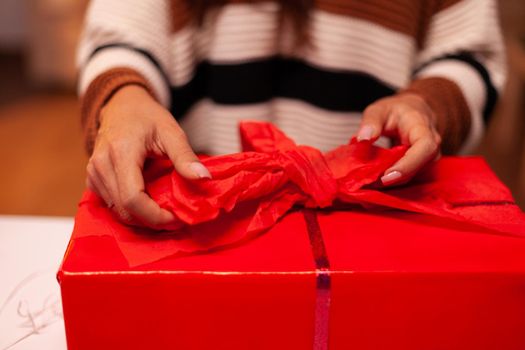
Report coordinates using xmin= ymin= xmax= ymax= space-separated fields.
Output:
xmin=86 ymin=85 xmax=210 ymax=227
xmin=357 ymin=93 xmax=441 ymax=186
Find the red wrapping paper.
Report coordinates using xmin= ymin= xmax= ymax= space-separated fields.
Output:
xmin=74 ymin=122 xmax=524 ymax=266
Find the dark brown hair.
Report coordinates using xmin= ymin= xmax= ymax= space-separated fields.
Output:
xmin=186 ymin=0 xmax=314 ymax=44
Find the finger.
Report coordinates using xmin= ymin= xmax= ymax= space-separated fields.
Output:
xmin=122 ymin=190 xmax=175 ymax=228
xmin=89 ymin=152 xmax=133 ymax=222
xmin=381 ymin=124 xmax=439 ymax=186
xmin=357 ymin=103 xmax=389 ymax=142
xmin=111 ymin=146 xmax=175 ymax=227
xmin=86 ymin=164 xmax=113 ymax=207
xmin=158 ymin=126 xmax=211 ymax=179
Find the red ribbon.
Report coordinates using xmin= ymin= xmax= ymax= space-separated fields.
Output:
xmin=77 ymin=121 xmax=525 ymax=266
xmin=303 ymin=209 xmax=331 ymax=350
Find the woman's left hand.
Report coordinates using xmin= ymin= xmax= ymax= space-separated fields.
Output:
xmin=357 ymin=93 xmax=442 ymax=186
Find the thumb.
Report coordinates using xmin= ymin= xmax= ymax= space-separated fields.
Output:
xmin=158 ymin=127 xmax=211 ymax=180
xmin=357 ymin=103 xmax=389 ymax=142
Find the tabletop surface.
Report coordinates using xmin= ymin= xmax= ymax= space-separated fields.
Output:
xmin=0 ymin=215 xmax=72 ymax=350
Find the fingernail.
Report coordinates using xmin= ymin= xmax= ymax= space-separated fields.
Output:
xmin=189 ymin=162 xmax=212 ymax=179
xmin=381 ymin=170 xmax=402 ymax=185
xmin=357 ymin=125 xmax=374 ymax=142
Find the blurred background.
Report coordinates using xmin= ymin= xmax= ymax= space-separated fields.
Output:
xmin=0 ymin=0 xmax=524 ymax=217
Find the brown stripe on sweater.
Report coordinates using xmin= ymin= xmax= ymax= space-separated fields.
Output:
xmin=316 ymin=0 xmax=461 ymax=47
xmin=402 ymin=77 xmax=472 ymax=154
xmin=80 ymin=68 xmax=157 ymax=154
xmin=437 ymin=0 xmax=465 ymax=11
xmin=317 ymin=0 xmax=421 ymax=38
xmin=170 ymin=0 xmax=463 ymax=47
xmin=170 ymin=0 xmax=194 ymax=32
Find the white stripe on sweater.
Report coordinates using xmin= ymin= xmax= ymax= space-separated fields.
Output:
xmin=78 ymin=0 xmax=173 ymax=105
xmin=79 ymin=0 xmax=172 ymax=66
xmin=417 ymin=0 xmax=505 ymax=90
xmin=180 ymin=98 xmax=390 ymax=155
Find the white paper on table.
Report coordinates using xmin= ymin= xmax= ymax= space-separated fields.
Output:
xmin=0 ymin=216 xmax=72 ymax=350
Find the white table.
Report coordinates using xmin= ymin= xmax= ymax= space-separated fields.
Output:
xmin=0 ymin=216 xmax=72 ymax=350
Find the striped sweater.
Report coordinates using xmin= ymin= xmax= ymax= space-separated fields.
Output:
xmin=78 ymin=0 xmax=506 ymax=156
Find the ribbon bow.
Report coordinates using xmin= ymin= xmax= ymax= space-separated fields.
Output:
xmin=79 ymin=122 xmax=525 ymax=266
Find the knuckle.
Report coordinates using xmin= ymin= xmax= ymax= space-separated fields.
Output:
xmin=408 ymin=124 xmax=426 ymax=140
xmin=405 ymin=110 xmax=426 ymax=122
xmin=88 ymin=154 xmax=106 ymax=173
xmin=176 ymin=148 xmax=196 ymax=161
xmin=171 ymin=128 xmax=188 ymax=142
xmin=116 ymin=207 xmax=133 ymax=223
xmin=162 ymin=120 xmax=185 ymax=136
xmin=160 ymin=126 xmax=191 ymax=147
xmin=86 ymin=162 xmax=96 ymax=177
xmin=145 ymin=215 xmax=162 ymax=227
xmin=121 ymin=192 xmax=141 ymax=210
xmin=434 ymin=133 xmax=442 ymax=145
xmin=107 ymin=140 xmax=128 ymax=160
xmin=363 ymin=104 xmax=375 ymax=114
xmin=421 ymin=138 xmax=439 ymax=154
xmin=363 ymin=103 xmax=382 ymax=116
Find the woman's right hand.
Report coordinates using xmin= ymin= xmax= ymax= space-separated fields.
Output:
xmin=86 ymin=85 xmax=211 ymax=227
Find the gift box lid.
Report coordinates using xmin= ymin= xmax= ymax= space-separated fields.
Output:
xmin=59 ymin=206 xmax=317 ymax=274
xmin=59 ymin=204 xmax=525 ymax=276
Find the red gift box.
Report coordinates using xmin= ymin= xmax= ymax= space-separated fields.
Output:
xmin=58 ymin=123 xmax=525 ymax=349
xmin=59 ymin=201 xmax=525 ymax=350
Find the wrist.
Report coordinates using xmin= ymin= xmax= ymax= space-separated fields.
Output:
xmin=397 ymin=91 xmax=437 ymax=127
xmin=80 ymin=67 xmax=156 ymax=154
xmin=105 ymin=84 xmax=154 ymax=108
xmin=400 ymin=77 xmax=471 ymax=154
xmin=100 ymin=84 xmax=155 ymax=122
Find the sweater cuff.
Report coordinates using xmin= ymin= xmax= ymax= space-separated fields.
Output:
xmin=80 ymin=67 xmax=156 ymax=154
xmin=401 ymin=77 xmax=471 ymax=154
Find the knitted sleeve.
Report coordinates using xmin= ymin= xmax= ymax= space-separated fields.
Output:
xmin=403 ymin=0 xmax=506 ymax=154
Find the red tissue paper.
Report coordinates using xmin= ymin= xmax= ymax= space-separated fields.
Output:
xmin=59 ymin=122 xmax=525 ymax=350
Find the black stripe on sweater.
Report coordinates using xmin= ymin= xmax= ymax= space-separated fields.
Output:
xmin=414 ymin=52 xmax=498 ymax=122
xmin=87 ymin=45 xmax=397 ymax=117
xmin=88 ymin=43 xmax=171 ymax=88
xmin=170 ymin=58 xmax=396 ymax=118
